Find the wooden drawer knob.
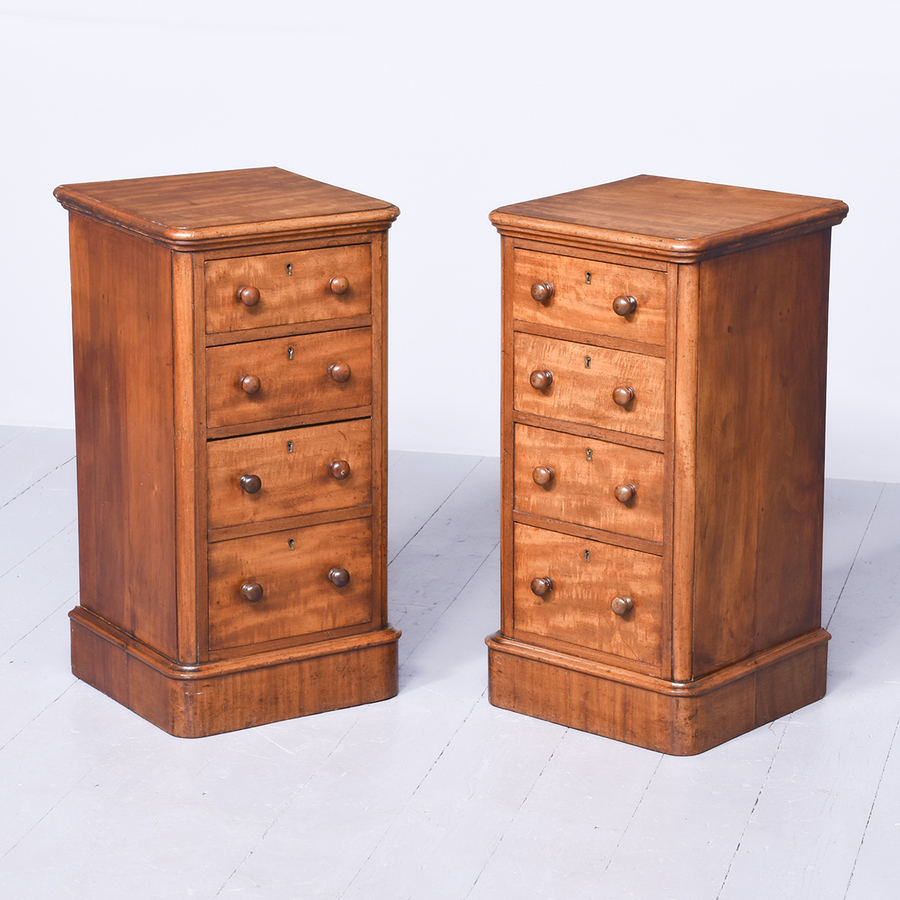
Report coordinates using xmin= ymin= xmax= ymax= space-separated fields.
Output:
xmin=329 ymin=276 xmax=350 ymax=295
xmin=328 ymin=362 xmax=352 ymax=383
xmin=328 ymin=566 xmax=351 ymax=587
xmin=531 ymin=576 xmax=553 ymax=597
xmin=241 ymin=581 xmax=263 ymax=602
xmin=237 ymin=286 xmax=261 ymax=307
xmin=613 ymin=295 xmax=637 ymax=316
xmin=615 ymin=483 xmax=637 ymax=503
xmin=532 ymin=465 xmax=555 ymax=486
xmin=240 ymin=474 xmax=262 ymax=494
xmin=611 ymin=595 xmax=634 ymax=616
xmin=531 ymin=281 xmax=554 ymax=303
xmin=530 ymin=369 xmax=553 ymax=390
xmin=613 ymin=386 xmax=635 ymax=407
xmin=329 ymin=459 xmax=351 ymax=480
xmin=240 ymin=374 xmax=261 ymax=394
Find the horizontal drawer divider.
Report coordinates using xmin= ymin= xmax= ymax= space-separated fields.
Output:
xmin=207 ymin=504 xmax=372 ymax=543
xmin=206 ymin=314 xmax=373 ymax=346
xmin=512 ymin=412 xmax=664 ymax=453
xmin=512 ymin=511 xmax=665 ymax=557
xmin=513 ymin=321 xmax=666 ymax=359
xmin=206 ymin=406 xmax=374 ymax=440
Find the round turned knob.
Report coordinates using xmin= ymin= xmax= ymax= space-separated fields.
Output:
xmin=328 ymin=566 xmax=350 ymax=587
xmin=531 ymin=281 xmax=555 ymax=303
xmin=615 ymin=483 xmax=637 ymax=504
xmin=532 ymin=466 xmax=555 ymax=486
xmin=241 ymin=581 xmax=263 ymax=603
xmin=531 ymin=576 xmax=553 ymax=597
xmin=613 ymin=295 xmax=637 ymax=316
xmin=329 ymin=275 xmax=350 ymax=295
xmin=612 ymin=386 xmax=635 ymax=407
xmin=328 ymin=362 xmax=351 ymax=384
xmin=240 ymin=374 xmax=261 ymax=394
xmin=611 ymin=595 xmax=634 ymax=616
xmin=237 ymin=286 xmax=261 ymax=307
xmin=530 ymin=369 xmax=553 ymax=390
xmin=329 ymin=459 xmax=351 ymax=480
xmin=240 ymin=474 xmax=262 ymax=494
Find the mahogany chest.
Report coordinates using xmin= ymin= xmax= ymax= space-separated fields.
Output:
xmin=488 ymin=175 xmax=848 ymax=754
xmin=55 ymin=167 xmax=400 ymax=737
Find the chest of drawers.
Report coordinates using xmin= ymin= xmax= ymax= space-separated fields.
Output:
xmin=54 ymin=168 xmax=400 ymax=737
xmin=487 ymin=175 xmax=848 ymax=755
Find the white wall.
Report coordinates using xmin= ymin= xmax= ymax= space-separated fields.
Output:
xmin=2 ymin=0 xmax=898 ymax=481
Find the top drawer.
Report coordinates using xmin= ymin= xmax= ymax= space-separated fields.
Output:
xmin=205 ymin=244 xmax=372 ymax=334
xmin=513 ymin=249 xmax=666 ymax=346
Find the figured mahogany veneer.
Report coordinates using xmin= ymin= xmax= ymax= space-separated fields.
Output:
xmin=488 ymin=174 xmax=848 ymax=755
xmin=55 ymin=167 xmax=400 ymax=737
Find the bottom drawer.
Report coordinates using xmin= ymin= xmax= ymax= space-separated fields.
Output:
xmin=208 ymin=517 xmax=373 ymax=651
xmin=513 ymin=523 xmax=663 ymax=669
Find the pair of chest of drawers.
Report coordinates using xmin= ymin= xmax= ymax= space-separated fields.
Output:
xmin=55 ymin=168 xmax=400 ymax=737
xmin=488 ymin=175 xmax=848 ymax=755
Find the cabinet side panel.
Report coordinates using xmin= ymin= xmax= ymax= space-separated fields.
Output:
xmin=371 ymin=232 xmax=389 ymax=629
xmin=692 ymin=232 xmax=830 ymax=677
xmin=69 ymin=214 xmax=179 ymax=658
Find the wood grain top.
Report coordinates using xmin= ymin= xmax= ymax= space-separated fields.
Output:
xmin=54 ymin=167 xmax=400 ymax=248
xmin=490 ymin=175 xmax=848 ymax=261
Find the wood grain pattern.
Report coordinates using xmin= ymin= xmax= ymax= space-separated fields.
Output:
xmin=54 ymin=167 xmax=400 ymax=249
xmin=58 ymin=168 xmax=399 ymax=736
xmin=205 ymin=242 xmax=372 ymax=334
xmin=206 ymin=328 xmax=372 ymax=428
xmin=206 ymin=419 xmax=372 ymax=530
xmin=690 ymin=232 xmax=831 ymax=677
xmin=491 ymin=174 xmax=848 ymax=262
xmin=491 ymin=174 xmax=846 ymax=753
xmin=68 ymin=213 xmax=180 ymax=659
xmin=514 ymin=423 xmax=664 ymax=542
xmin=207 ymin=517 xmax=373 ymax=651
xmin=512 ymin=523 xmax=664 ymax=670
xmin=512 ymin=247 xmax=667 ymax=345
xmin=514 ymin=332 xmax=666 ymax=439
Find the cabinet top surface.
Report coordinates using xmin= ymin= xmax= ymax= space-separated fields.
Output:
xmin=490 ymin=175 xmax=848 ymax=260
xmin=54 ymin=167 xmax=400 ymax=248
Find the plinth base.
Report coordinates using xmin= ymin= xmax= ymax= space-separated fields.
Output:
xmin=71 ymin=607 xmax=400 ymax=738
xmin=486 ymin=629 xmax=829 ymax=755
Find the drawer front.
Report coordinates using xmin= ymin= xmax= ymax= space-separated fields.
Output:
xmin=513 ymin=249 xmax=666 ymax=346
xmin=207 ymin=419 xmax=372 ymax=530
xmin=206 ymin=244 xmax=371 ymax=334
xmin=208 ymin=517 xmax=373 ymax=651
xmin=515 ymin=424 xmax=664 ymax=542
xmin=513 ymin=523 xmax=663 ymax=668
xmin=514 ymin=333 xmax=665 ymax=439
xmin=206 ymin=329 xmax=372 ymax=428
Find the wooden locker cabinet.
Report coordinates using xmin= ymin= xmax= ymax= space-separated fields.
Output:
xmin=487 ymin=175 xmax=848 ymax=755
xmin=55 ymin=167 xmax=400 ymax=737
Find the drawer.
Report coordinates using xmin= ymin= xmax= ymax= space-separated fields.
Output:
xmin=513 ymin=249 xmax=666 ymax=346
xmin=515 ymin=424 xmax=664 ymax=543
xmin=208 ymin=517 xmax=373 ymax=651
xmin=207 ymin=419 xmax=372 ymax=530
xmin=513 ymin=523 xmax=663 ymax=668
xmin=205 ymin=244 xmax=371 ymax=334
xmin=206 ymin=329 xmax=372 ymax=429
xmin=514 ymin=333 xmax=665 ymax=439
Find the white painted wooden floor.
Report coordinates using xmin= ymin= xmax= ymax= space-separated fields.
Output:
xmin=1 ymin=425 xmax=898 ymax=900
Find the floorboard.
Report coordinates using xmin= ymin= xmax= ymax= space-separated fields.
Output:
xmin=0 ymin=430 xmax=897 ymax=900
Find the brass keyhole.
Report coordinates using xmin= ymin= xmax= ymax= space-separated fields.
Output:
xmin=287 ymin=347 xmax=294 ymax=360
xmin=585 ymin=271 xmax=591 ymax=284
xmin=288 ymin=539 xmax=295 ymax=550
xmin=585 ymin=356 xmax=591 ymax=369
xmin=287 ymin=441 xmax=294 ymax=453
xmin=586 ymin=448 xmax=593 ymax=461
xmin=584 ymin=549 xmax=590 ymax=562
xmin=286 ymin=263 xmax=293 ymax=275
